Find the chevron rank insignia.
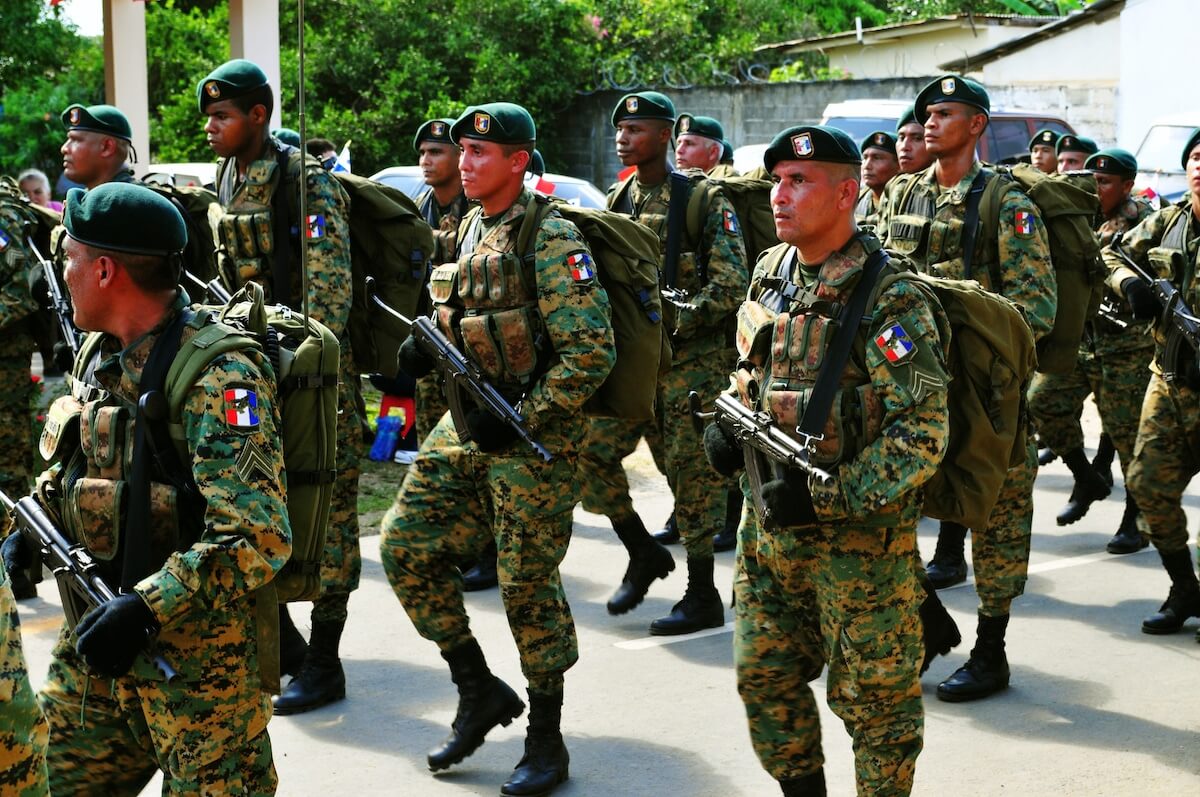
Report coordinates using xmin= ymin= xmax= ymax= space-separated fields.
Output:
xmin=235 ymin=440 xmax=275 ymax=482
xmin=907 ymin=364 xmax=948 ymax=403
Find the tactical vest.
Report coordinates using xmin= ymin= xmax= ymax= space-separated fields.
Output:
xmin=1149 ymin=203 xmax=1198 ymax=305
xmin=854 ymin=188 xmax=880 ymax=233
xmin=428 ymin=208 xmax=549 ymax=401
xmin=609 ymin=174 xmax=710 ymax=298
xmin=735 ymin=237 xmax=892 ymax=467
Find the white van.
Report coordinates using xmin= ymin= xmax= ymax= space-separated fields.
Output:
xmin=1133 ymin=112 xmax=1200 ymax=203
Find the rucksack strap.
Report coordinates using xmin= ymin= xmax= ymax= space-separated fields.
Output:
xmin=959 ymin=169 xmax=990 ymax=281
xmin=610 ymin=174 xmax=636 ymax=215
xmin=270 ymin=144 xmax=295 ymax=307
xmin=796 ymin=244 xmax=890 ymax=444
xmin=664 ymin=171 xmax=692 ymax=288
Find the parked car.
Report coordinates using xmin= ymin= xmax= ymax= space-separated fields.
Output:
xmin=370 ymin=165 xmax=607 ymax=209
xmin=144 ymin=162 xmax=217 ymax=190
xmin=820 ymin=99 xmax=1076 ymax=165
xmin=1133 ymin=112 xmax=1200 ymax=204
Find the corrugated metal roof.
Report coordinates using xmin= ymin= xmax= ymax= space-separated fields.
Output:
xmin=756 ymin=13 xmax=1062 ymax=56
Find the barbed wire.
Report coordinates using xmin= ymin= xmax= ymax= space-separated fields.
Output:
xmin=576 ymin=54 xmax=783 ymax=95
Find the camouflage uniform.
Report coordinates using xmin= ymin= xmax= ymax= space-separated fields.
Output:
xmin=0 ymin=191 xmax=42 ymax=498
xmin=708 ymin=163 xmax=740 ymax=179
xmin=0 ymin=561 xmax=49 ymax=795
xmin=215 ymin=141 xmax=361 ymax=625
xmin=1028 ymin=197 xmax=1155 ymax=499
xmin=586 ymin=175 xmax=748 ymax=557
xmin=882 ymin=162 xmax=1056 ymax=616
xmin=414 ymin=187 xmax=470 ymax=444
xmin=37 ymin=292 xmax=290 ymax=794
xmin=734 ymin=235 xmax=950 ymax=795
xmin=854 ymin=187 xmax=883 ymax=234
xmin=380 ymin=187 xmax=614 ymax=683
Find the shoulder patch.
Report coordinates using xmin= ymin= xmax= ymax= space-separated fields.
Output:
xmin=566 ymin=251 xmax=595 ymax=282
xmin=875 ymin=323 xmax=916 ymax=363
xmin=723 ymin=208 xmax=739 ymax=234
xmin=0 ymin=227 xmax=9 ymax=251
xmin=1014 ymin=209 xmax=1034 ymax=238
xmin=223 ymin=386 xmax=260 ymax=431
xmin=306 ymin=213 xmax=326 ymax=240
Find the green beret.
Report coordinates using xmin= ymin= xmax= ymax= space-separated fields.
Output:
xmin=413 ymin=118 xmax=456 ymax=152
xmin=861 ymin=131 xmax=897 ymax=157
xmin=1182 ymin=129 xmax=1200 ymax=169
xmin=61 ymin=104 xmax=132 ymax=142
xmin=1086 ymin=148 xmax=1137 ymax=180
xmin=1056 ymin=134 xmax=1098 ymax=156
xmin=611 ymin=91 xmax=676 ymax=127
xmin=197 ymin=59 xmax=270 ymax=112
xmin=896 ymin=104 xmax=918 ymax=131
xmin=764 ymin=125 xmax=861 ymax=173
xmin=63 ymin=182 xmax=186 ymax=257
xmin=530 ymin=149 xmax=545 ymax=176
xmin=915 ymin=75 xmax=990 ymax=124
xmin=451 ymin=103 xmax=535 ymax=145
xmin=1029 ymin=128 xmax=1060 ymax=150
xmin=721 ymin=139 xmax=734 ymax=163
xmin=272 ymin=127 xmax=301 ymax=147
xmin=674 ymin=114 xmax=724 ymax=143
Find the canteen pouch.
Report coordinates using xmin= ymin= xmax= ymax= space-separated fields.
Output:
xmin=887 ymin=214 xmax=929 ymax=258
xmin=40 ymin=394 xmax=84 ymax=463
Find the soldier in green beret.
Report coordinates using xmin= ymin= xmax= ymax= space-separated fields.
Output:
xmin=2 ymin=181 xmax=289 ymax=793
xmin=1057 ymin=134 xmax=1099 ymax=173
xmin=60 ymin=103 xmax=137 ymax=188
xmin=198 ymin=57 xmax=360 ymax=715
xmin=879 ymin=74 xmax=1056 ymax=702
xmin=1029 ymin=128 xmax=1061 ymax=175
xmin=895 ymin=103 xmax=932 ymax=175
xmin=381 ymin=101 xmax=616 ymax=796
xmin=272 ymin=127 xmax=301 ymax=148
xmin=674 ymin=113 xmax=726 ymax=175
xmin=855 ymin=130 xmax=899 ymax=232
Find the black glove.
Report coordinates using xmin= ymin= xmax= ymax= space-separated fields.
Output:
xmin=466 ymin=407 xmax=519 ymax=452
xmin=703 ymin=423 xmax=744 ymax=476
xmin=74 ymin=594 xmax=158 ymax=678
xmin=1 ymin=531 xmax=31 ymax=577
xmin=397 ymin=334 xmax=435 ymax=379
xmin=760 ymin=471 xmax=818 ymax=529
xmin=1122 ymin=277 xmax=1161 ymax=320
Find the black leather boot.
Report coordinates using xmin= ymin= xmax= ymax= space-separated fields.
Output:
xmin=712 ymin=489 xmax=743 ymax=553
xmin=780 ymin=768 xmax=826 ymax=797
xmin=427 ymin=639 xmax=525 ymax=771
xmin=653 ymin=512 xmax=679 ymax=544
xmin=273 ymin=618 xmax=346 ymax=715
xmin=925 ymin=521 xmax=968 ymax=589
xmin=918 ymin=576 xmax=961 ymax=674
xmin=1037 ymin=446 xmax=1058 ymax=466
xmin=1056 ymin=448 xmax=1112 ymax=526
xmin=462 ymin=538 xmax=499 ymax=591
xmin=937 ymin=613 xmax=1011 ymax=702
xmin=1106 ymin=494 xmax=1148 ymax=555
xmin=1142 ymin=548 xmax=1200 ymax=634
xmin=649 ymin=556 xmax=724 ymax=635
xmin=1092 ymin=433 xmax=1116 ymax=488
xmin=278 ymin=604 xmax=309 ymax=678
xmin=607 ymin=514 xmax=675 ymax=615
xmin=501 ymin=690 xmax=570 ymax=796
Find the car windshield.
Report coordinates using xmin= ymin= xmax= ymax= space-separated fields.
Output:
xmin=1137 ymin=125 xmax=1193 ymax=174
xmin=823 ymin=116 xmax=898 ymax=142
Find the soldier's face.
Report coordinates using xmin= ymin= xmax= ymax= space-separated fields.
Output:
xmin=770 ymin=160 xmax=856 ymax=246
xmin=1186 ymin=143 xmax=1200 ymax=200
xmin=615 ymin=120 xmax=670 ymax=167
xmin=922 ymin=102 xmax=984 ymax=158
xmin=861 ymin=148 xmax=899 ymax=192
xmin=1057 ymin=152 xmax=1086 ymax=173
xmin=61 ymin=130 xmax=107 ymax=185
xmin=204 ymin=99 xmax=257 ymax=158
xmin=458 ymin=138 xmax=526 ymax=207
xmin=675 ymin=134 xmax=719 ymax=171
xmin=61 ymin=237 xmax=99 ymax=332
xmin=896 ymin=123 xmax=930 ymax=174
xmin=1093 ymin=172 xmax=1132 ymax=216
xmin=1031 ymin=144 xmax=1057 ymax=174
xmin=419 ymin=142 xmax=461 ymax=189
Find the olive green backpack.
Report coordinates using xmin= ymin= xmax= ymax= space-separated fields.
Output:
xmin=687 ymin=171 xmax=780 ymax=263
xmin=513 ymin=194 xmax=671 ymax=421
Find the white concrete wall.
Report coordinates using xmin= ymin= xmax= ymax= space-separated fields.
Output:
xmin=1117 ymin=0 xmax=1196 ymax=149
xmin=825 ymin=26 xmax=1033 ymax=79
xmin=977 ymin=15 xmax=1120 ymax=85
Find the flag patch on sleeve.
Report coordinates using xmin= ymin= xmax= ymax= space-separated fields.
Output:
xmin=723 ymin=209 xmax=739 ymax=234
xmin=1014 ymin=210 xmax=1034 ymax=238
xmin=875 ymin=323 xmax=916 ymax=363
xmin=567 ymin=251 xmax=595 ymax=281
xmin=224 ymin=388 xmax=260 ymax=430
xmin=0 ymin=228 xmax=9 ymax=251
xmin=306 ymin=214 xmax=326 ymax=239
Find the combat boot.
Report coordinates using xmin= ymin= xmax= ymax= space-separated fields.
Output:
xmin=653 ymin=512 xmax=679 ymax=544
xmin=1037 ymin=446 xmax=1058 ymax=466
xmin=925 ymin=521 xmax=968 ymax=589
xmin=1056 ymin=448 xmax=1111 ymax=525
xmin=272 ymin=618 xmax=346 ymax=715
xmin=1106 ymin=494 xmax=1148 ymax=555
xmin=462 ymin=538 xmax=499 ymax=591
xmin=1141 ymin=548 xmax=1200 ymax=634
xmin=8 ymin=569 xmax=37 ymax=601
xmin=780 ymin=769 xmax=826 ymax=796
xmin=427 ymin=639 xmax=525 ymax=771
xmin=1092 ymin=433 xmax=1116 ymax=488
xmin=712 ymin=488 xmax=743 ymax=553
xmin=607 ymin=514 xmax=675 ymax=615
xmin=649 ymin=556 xmax=724 ymax=635
xmin=501 ymin=690 xmax=569 ymax=796
xmin=918 ymin=577 xmax=961 ymax=674
xmin=278 ymin=604 xmax=309 ymax=678
xmin=936 ymin=613 xmax=1011 ymax=702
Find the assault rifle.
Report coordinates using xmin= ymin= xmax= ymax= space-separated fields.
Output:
xmin=660 ymin=286 xmax=697 ymax=312
xmin=1109 ymin=233 xmax=1200 ymax=383
xmin=182 ymin=269 xmax=232 ymax=304
xmin=365 ymin=277 xmax=552 ymax=461
xmin=24 ymin=231 xmax=83 ymax=361
xmin=1094 ymin=297 xmax=1129 ymax=330
xmin=0 ymin=488 xmax=177 ymax=681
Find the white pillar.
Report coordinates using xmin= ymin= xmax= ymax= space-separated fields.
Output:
xmin=229 ymin=0 xmax=283 ymax=131
xmin=103 ymin=0 xmax=150 ymax=176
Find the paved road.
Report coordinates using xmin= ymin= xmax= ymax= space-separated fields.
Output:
xmin=13 ymin=410 xmax=1200 ymax=796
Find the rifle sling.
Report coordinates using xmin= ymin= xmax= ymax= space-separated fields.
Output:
xmin=663 ymin=171 xmax=690 ymax=289
xmin=960 ymin=168 xmax=990 ymax=282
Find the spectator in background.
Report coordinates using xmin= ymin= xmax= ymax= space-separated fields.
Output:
xmin=307 ymin=138 xmax=338 ymax=170
xmin=17 ymin=169 xmax=63 ymax=212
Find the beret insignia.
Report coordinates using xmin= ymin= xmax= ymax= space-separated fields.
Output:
xmin=474 ymin=113 xmax=490 ymax=134
xmin=875 ymin=133 xmax=886 ymax=146
xmin=431 ymin=121 xmax=446 ymax=137
xmin=205 ymin=81 xmax=221 ymax=99
xmin=626 ymin=97 xmax=639 ymax=113
xmin=1042 ymin=131 xmax=1053 ymax=143
xmin=941 ymin=77 xmax=956 ymax=95
xmin=680 ymin=116 xmax=691 ymax=132
xmin=1095 ymin=157 xmax=1108 ymax=169
xmin=68 ymin=108 xmax=81 ymax=125
xmin=792 ymin=132 xmax=814 ymax=158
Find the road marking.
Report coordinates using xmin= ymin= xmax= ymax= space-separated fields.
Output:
xmin=615 ymin=622 xmax=735 ymax=650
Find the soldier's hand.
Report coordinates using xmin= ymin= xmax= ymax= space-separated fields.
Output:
xmin=1 ymin=531 xmax=31 ymax=576
xmin=1122 ymin=278 xmax=1161 ymax=320
xmin=466 ymin=407 xmax=519 ymax=452
xmin=397 ymin=334 xmax=435 ymax=379
xmin=75 ymin=594 xmax=158 ymax=678
xmin=703 ymin=423 xmax=744 ymax=476
xmin=760 ymin=471 xmax=817 ymax=530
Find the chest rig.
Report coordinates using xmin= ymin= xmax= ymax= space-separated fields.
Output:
xmin=427 ymin=206 xmax=549 ymax=401
xmin=734 ymin=237 xmax=888 ymax=467
xmin=612 ymin=175 xmax=709 ymax=298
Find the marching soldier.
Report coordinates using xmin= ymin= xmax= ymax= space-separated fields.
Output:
xmin=674 ymin=113 xmax=727 ymax=175
xmin=895 ymin=104 xmax=932 ymax=176
xmin=855 ymin=131 xmax=899 ymax=232
xmin=1057 ymin=134 xmax=1099 ymax=173
xmin=1030 ymin=129 xmax=1060 ymax=175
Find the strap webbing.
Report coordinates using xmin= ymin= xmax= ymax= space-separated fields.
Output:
xmin=960 ymin=169 xmax=990 ymax=281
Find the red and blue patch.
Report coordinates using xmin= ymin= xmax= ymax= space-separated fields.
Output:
xmin=567 ymin=251 xmax=594 ymax=281
xmin=306 ymin=214 xmax=326 ymax=239
xmin=0 ymin=227 xmax=9 ymax=251
xmin=1014 ymin=210 xmax=1034 ymax=237
xmin=224 ymin=388 xmax=260 ymax=430
xmin=875 ymin=323 xmax=916 ymax=363
xmin=723 ymin=209 xmax=739 ymax=235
